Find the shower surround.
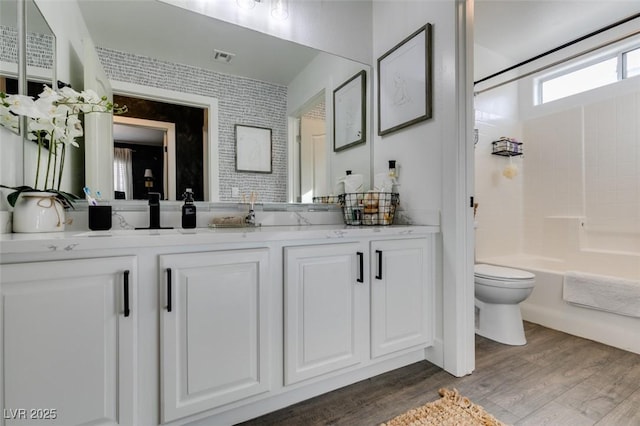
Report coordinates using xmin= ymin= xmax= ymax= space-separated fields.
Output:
xmin=475 ymin=69 xmax=639 ymax=353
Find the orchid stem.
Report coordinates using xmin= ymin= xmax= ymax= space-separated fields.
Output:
xmin=57 ymin=143 xmax=65 ymax=191
xmin=34 ymin=132 xmax=42 ymax=189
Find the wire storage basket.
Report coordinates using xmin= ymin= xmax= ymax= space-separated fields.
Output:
xmin=312 ymin=195 xmax=341 ymax=204
xmin=339 ymin=192 xmax=399 ymax=226
xmin=491 ymin=137 xmax=523 ymax=156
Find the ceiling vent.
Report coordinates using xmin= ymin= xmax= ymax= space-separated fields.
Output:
xmin=213 ymin=49 xmax=235 ymax=63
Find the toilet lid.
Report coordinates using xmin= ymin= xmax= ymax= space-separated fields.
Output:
xmin=474 ymin=264 xmax=535 ymax=281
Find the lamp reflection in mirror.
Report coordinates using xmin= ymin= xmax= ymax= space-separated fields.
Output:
xmin=144 ymin=168 xmax=154 ymax=189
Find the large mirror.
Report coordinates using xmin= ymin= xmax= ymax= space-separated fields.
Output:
xmin=77 ymin=0 xmax=372 ymax=203
xmin=0 ymin=0 xmax=56 ymax=134
xmin=0 ymin=0 xmax=55 ymax=195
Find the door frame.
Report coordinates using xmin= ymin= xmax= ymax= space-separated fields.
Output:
xmin=111 ymin=81 xmax=220 ymax=201
xmin=113 ymin=116 xmax=176 ymax=200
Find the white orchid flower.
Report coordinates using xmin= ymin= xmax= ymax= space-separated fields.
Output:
xmin=28 ymin=117 xmax=54 ymax=136
xmin=38 ymin=85 xmax=62 ymax=102
xmin=6 ymin=94 xmax=47 ymax=119
xmin=59 ymin=86 xmax=81 ymax=101
xmin=0 ymin=104 xmax=14 ymax=119
xmin=0 ymin=105 xmax=19 ymax=130
xmin=34 ymin=96 xmax=60 ymax=118
xmin=2 ymin=84 xmax=122 ymax=193
xmin=51 ymin=103 xmax=73 ymax=119
xmin=80 ymin=89 xmax=102 ymax=104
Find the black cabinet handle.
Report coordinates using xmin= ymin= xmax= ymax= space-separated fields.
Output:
xmin=356 ymin=252 xmax=364 ymax=283
xmin=166 ymin=268 xmax=172 ymax=312
xmin=375 ymin=250 xmax=383 ymax=280
xmin=123 ymin=270 xmax=130 ymax=317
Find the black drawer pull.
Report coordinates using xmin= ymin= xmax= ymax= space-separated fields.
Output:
xmin=375 ymin=250 xmax=383 ymax=279
xmin=167 ymin=268 xmax=172 ymax=312
xmin=123 ymin=270 xmax=130 ymax=317
xmin=356 ymin=252 xmax=364 ymax=283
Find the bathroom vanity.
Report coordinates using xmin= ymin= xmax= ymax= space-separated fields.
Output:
xmin=0 ymin=224 xmax=438 ymax=425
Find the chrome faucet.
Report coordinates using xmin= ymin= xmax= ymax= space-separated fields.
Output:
xmin=245 ymin=208 xmax=255 ymax=226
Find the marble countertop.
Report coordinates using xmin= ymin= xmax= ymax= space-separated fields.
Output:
xmin=0 ymin=225 xmax=440 ymax=255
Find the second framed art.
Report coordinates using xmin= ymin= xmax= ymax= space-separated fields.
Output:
xmin=333 ymin=70 xmax=367 ymax=152
xmin=377 ymin=23 xmax=433 ymax=136
xmin=235 ymin=124 xmax=272 ymax=173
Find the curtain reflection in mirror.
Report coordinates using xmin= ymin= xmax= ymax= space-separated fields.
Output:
xmin=114 ymin=147 xmax=133 ymax=200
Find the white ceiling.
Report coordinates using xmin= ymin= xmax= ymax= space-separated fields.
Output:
xmin=113 ymin=123 xmax=164 ymax=145
xmin=77 ymin=1 xmax=638 ymax=146
xmin=77 ymin=1 xmax=639 ymax=87
xmin=77 ymin=0 xmax=320 ymax=86
xmin=475 ymin=1 xmax=640 ymax=79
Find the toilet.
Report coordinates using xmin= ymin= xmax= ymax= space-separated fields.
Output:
xmin=474 ymin=264 xmax=535 ymax=345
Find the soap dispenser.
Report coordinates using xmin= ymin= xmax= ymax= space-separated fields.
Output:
xmin=181 ymin=188 xmax=197 ymax=229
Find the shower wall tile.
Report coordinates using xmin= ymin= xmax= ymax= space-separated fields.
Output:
xmin=478 ymin=59 xmax=639 ymax=261
xmin=584 ymin=92 xmax=640 ymax=234
xmin=523 ymin=107 xmax=584 ymax=256
xmin=474 ymin=84 xmax=524 ymax=259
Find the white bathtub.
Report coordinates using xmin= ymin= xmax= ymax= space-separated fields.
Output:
xmin=477 ymin=255 xmax=640 ymax=354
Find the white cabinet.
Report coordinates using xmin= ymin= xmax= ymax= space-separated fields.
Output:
xmin=284 ymin=238 xmax=434 ymax=385
xmin=0 ymin=256 xmax=137 ymax=426
xmin=284 ymin=242 xmax=368 ymax=385
xmin=0 ymin=227 xmax=438 ymax=426
xmin=370 ymin=238 xmax=433 ymax=358
xmin=159 ymin=248 xmax=270 ymax=423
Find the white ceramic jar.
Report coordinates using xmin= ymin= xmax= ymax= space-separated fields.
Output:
xmin=12 ymin=191 xmax=66 ymax=233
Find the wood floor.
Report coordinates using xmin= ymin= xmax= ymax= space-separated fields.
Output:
xmin=238 ymin=322 xmax=640 ymax=425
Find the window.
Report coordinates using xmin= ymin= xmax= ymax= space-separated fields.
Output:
xmin=624 ymin=47 xmax=640 ymax=78
xmin=537 ymin=43 xmax=640 ymax=104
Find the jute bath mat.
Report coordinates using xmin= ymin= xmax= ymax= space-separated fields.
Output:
xmin=381 ymin=388 xmax=506 ymax=426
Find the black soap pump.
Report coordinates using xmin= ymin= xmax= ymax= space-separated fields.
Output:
xmin=181 ymin=188 xmax=197 ymax=229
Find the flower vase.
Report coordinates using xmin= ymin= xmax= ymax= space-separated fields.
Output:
xmin=12 ymin=191 xmax=66 ymax=233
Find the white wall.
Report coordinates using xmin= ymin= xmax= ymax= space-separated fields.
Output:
xmin=287 ymin=52 xmax=372 ymax=194
xmin=372 ymin=0 xmax=474 ymax=376
xmin=35 ymin=0 xmax=90 ymax=89
xmin=474 ymin=44 xmax=523 ymax=259
xmin=372 ymin=3 xmax=443 ymax=216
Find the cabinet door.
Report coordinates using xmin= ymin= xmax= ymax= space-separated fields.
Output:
xmin=284 ymin=242 xmax=367 ymax=385
xmin=371 ymin=238 xmax=433 ymax=358
xmin=160 ymin=249 xmax=270 ymax=422
xmin=0 ymin=256 xmax=137 ymax=426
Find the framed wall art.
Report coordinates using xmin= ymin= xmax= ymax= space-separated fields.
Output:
xmin=333 ymin=70 xmax=366 ymax=152
xmin=235 ymin=124 xmax=272 ymax=173
xmin=377 ymin=23 xmax=432 ymax=136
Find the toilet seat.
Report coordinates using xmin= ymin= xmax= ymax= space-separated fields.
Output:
xmin=474 ymin=264 xmax=535 ymax=288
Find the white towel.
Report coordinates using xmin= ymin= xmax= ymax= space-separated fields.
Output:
xmin=563 ymin=271 xmax=640 ymax=318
